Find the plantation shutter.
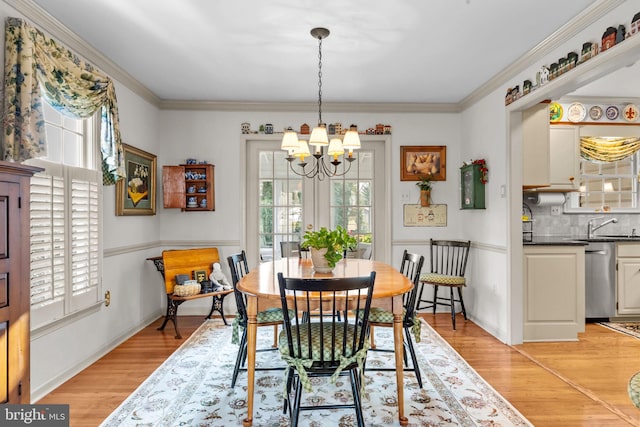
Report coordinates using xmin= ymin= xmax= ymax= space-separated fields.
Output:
xmin=29 ymin=164 xmax=66 ymax=328
xmin=69 ymin=166 xmax=101 ymax=311
xmin=28 ymin=160 xmax=102 ymax=329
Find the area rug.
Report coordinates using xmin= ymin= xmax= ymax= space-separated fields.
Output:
xmin=100 ymin=319 xmax=532 ymax=427
xmin=599 ymin=322 xmax=640 ymax=339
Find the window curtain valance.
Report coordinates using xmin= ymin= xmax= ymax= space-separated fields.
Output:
xmin=580 ymin=136 xmax=640 ymax=162
xmin=3 ymin=17 xmax=125 ymax=184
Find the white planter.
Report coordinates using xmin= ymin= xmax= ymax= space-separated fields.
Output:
xmin=310 ymin=247 xmax=333 ymax=273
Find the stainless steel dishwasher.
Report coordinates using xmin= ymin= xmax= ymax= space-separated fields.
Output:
xmin=585 ymin=241 xmax=616 ymax=320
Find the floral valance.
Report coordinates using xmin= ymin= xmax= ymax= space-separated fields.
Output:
xmin=3 ymin=17 xmax=125 ymax=184
xmin=580 ymin=136 xmax=640 ymax=162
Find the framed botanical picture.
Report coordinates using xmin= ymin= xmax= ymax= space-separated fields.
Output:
xmin=400 ymin=145 xmax=446 ymax=181
xmin=115 ymin=143 xmax=157 ymax=216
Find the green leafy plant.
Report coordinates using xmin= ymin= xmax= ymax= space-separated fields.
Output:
xmin=301 ymin=226 xmax=357 ymax=268
xmin=416 ymin=175 xmax=432 ymax=191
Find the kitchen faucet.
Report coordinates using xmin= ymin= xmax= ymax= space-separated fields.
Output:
xmin=587 ymin=217 xmax=618 ymax=238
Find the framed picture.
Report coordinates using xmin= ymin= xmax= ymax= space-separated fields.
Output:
xmin=400 ymin=145 xmax=446 ymax=181
xmin=403 ymin=204 xmax=447 ymax=227
xmin=192 ymin=270 xmax=208 ymax=283
xmin=115 ymin=143 xmax=157 ymax=216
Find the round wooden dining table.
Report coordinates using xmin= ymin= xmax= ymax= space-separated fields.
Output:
xmin=236 ymin=257 xmax=413 ymax=426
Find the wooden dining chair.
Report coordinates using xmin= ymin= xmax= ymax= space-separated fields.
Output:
xmin=360 ymin=250 xmax=425 ymax=388
xmin=416 ymin=239 xmax=471 ymax=329
xmin=277 ymin=272 xmax=376 ymax=427
xmin=227 ymin=250 xmax=289 ymax=388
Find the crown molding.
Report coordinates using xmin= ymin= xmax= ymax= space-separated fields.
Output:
xmin=459 ymin=0 xmax=626 ymax=111
xmin=4 ymin=0 xmax=161 ymax=106
xmin=158 ymin=99 xmax=461 ymax=113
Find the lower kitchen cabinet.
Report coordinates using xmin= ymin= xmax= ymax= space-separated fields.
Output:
xmin=616 ymin=243 xmax=640 ymax=316
xmin=523 ymin=245 xmax=585 ymax=341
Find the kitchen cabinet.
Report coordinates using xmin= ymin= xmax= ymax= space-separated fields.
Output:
xmin=522 ymin=102 xmax=550 ymax=189
xmin=163 ymin=163 xmax=215 ymax=211
xmin=523 ymin=245 xmax=585 ymax=341
xmin=0 ymin=161 xmax=42 ymax=403
xmin=549 ymin=125 xmax=580 ymax=191
xmin=616 ymin=243 xmax=640 ymax=316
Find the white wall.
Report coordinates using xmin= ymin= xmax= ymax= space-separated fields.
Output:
xmin=10 ymin=0 xmax=638 ymax=400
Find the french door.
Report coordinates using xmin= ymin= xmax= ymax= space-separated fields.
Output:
xmin=245 ymin=137 xmax=386 ymax=265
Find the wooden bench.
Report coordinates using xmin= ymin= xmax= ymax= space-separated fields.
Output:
xmin=147 ymin=247 xmax=233 ymax=338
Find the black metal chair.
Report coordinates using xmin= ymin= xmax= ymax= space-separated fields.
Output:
xmin=361 ymin=250 xmax=425 ymax=387
xmin=277 ymin=272 xmax=376 ymax=427
xmin=227 ymin=251 xmax=288 ymax=388
xmin=416 ymin=239 xmax=471 ymax=329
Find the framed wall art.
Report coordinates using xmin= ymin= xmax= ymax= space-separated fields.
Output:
xmin=116 ymin=143 xmax=157 ymax=216
xmin=403 ymin=204 xmax=447 ymax=227
xmin=400 ymin=145 xmax=446 ymax=181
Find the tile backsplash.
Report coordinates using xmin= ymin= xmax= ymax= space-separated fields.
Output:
xmin=525 ymin=202 xmax=640 ymax=237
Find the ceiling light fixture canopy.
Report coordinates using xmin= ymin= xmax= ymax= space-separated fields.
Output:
xmin=280 ymin=27 xmax=360 ymax=180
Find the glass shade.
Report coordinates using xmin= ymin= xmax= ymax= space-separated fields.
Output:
xmin=309 ymin=125 xmax=329 ymax=146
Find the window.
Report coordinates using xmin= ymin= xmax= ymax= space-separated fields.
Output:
xmin=566 ymin=126 xmax=640 ymax=212
xmin=26 ymin=101 xmax=102 ymax=331
xmin=572 ymin=154 xmax=638 ymax=210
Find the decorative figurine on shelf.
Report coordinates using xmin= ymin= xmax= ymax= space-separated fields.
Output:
xmin=538 ymin=66 xmax=550 ymax=86
xmin=264 ymin=123 xmax=274 ymax=134
xmin=241 ymin=122 xmax=251 ymax=134
xmin=601 ymin=26 xmax=617 ymax=52
xmin=210 ymin=262 xmax=232 ymax=291
xmin=632 ymin=12 xmax=640 ymax=36
xmin=300 ymin=123 xmax=310 ymax=135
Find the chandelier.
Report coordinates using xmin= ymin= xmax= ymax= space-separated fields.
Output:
xmin=280 ymin=27 xmax=361 ymax=180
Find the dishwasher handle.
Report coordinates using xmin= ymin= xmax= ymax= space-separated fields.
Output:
xmin=586 ymin=249 xmax=608 ymax=255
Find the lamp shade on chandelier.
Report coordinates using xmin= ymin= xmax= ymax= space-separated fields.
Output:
xmin=280 ymin=27 xmax=361 ymax=180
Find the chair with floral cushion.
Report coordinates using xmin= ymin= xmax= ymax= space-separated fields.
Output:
xmin=227 ymin=250 xmax=290 ymax=388
xmin=277 ymin=272 xmax=376 ymax=427
xmin=360 ymin=250 xmax=425 ymax=388
xmin=416 ymin=239 xmax=471 ymax=330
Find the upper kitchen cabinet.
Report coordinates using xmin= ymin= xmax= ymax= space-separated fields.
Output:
xmin=548 ymin=125 xmax=580 ymax=191
xmin=522 ymin=102 xmax=550 ymax=189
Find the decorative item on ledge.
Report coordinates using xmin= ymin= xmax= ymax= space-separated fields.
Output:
xmin=504 ymin=11 xmax=638 ymax=106
xmin=460 ymin=159 xmax=487 ymax=210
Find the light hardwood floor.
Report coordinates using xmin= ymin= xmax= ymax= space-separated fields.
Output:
xmin=37 ymin=314 xmax=640 ymax=426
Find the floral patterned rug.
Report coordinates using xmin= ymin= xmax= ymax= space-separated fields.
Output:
xmin=101 ymin=319 xmax=532 ymax=427
xmin=599 ymin=322 xmax=640 ymax=339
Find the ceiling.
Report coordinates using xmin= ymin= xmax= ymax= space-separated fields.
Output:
xmin=29 ymin=0 xmax=603 ymax=105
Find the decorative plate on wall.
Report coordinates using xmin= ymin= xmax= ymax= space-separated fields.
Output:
xmin=623 ymin=104 xmax=639 ymax=122
xmin=605 ymin=105 xmax=620 ymax=120
xmin=589 ymin=105 xmax=603 ymax=121
xmin=549 ymin=102 xmax=563 ymax=122
xmin=567 ymin=103 xmax=586 ymax=122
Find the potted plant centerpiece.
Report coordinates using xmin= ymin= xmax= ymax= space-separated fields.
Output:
xmin=416 ymin=175 xmax=432 ymax=207
xmin=301 ymin=226 xmax=357 ymax=273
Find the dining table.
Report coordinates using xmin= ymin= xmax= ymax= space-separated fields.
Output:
xmin=236 ymin=256 xmax=413 ymax=427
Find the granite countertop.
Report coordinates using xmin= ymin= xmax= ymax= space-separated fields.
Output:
xmin=523 ymin=236 xmax=587 ymax=246
xmin=524 ymin=235 xmax=640 ymax=245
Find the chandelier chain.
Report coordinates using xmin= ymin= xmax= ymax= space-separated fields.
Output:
xmin=317 ymin=37 xmax=323 ymax=126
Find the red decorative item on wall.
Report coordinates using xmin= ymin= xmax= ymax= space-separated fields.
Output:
xmin=471 ymin=159 xmax=488 ymax=184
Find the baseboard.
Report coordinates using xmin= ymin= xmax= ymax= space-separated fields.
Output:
xmin=31 ymin=309 xmax=163 ymax=403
